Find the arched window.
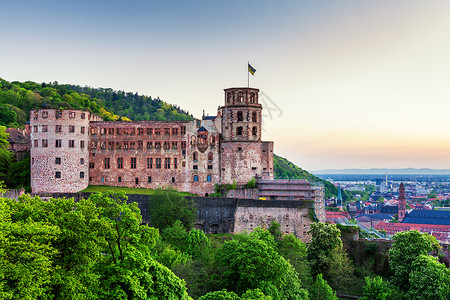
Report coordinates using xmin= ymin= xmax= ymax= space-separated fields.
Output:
xmin=252 ymin=111 xmax=257 ymax=122
xmin=250 ymin=92 xmax=256 ymax=103
xmin=252 ymin=126 xmax=257 ymax=136
xmin=237 ymin=111 xmax=243 ymax=122
xmin=208 ymin=152 xmax=213 ymax=161
xmin=210 ymin=136 xmax=215 ymax=145
xmin=190 ymin=136 xmax=196 ymax=145
xmin=237 ymin=92 xmax=244 ymax=103
xmin=193 ymin=151 xmax=198 ymax=161
xmin=236 ymin=127 xmax=243 ymax=136
xmin=227 ymin=92 xmax=231 ymax=103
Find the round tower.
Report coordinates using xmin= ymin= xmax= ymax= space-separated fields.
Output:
xmin=30 ymin=109 xmax=92 ymax=193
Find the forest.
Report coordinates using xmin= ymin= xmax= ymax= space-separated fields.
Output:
xmin=1 ymin=190 xmax=449 ymax=299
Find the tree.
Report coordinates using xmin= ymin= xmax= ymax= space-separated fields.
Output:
xmin=389 ymin=231 xmax=439 ymax=291
xmin=0 ymin=126 xmax=12 ymax=181
xmin=198 ymin=289 xmax=239 ymax=300
xmin=216 ymin=228 xmax=308 ymax=299
xmin=307 ymin=222 xmax=342 ymax=279
xmin=406 ymin=255 xmax=450 ymax=300
xmin=361 ymin=276 xmax=392 ymax=300
xmin=148 ymin=189 xmax=196 ymax=231
xmin=309 ymin=274 xmax=338 ymax=300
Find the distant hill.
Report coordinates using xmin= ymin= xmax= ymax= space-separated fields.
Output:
xmin=313 ymin=168 xmax=450 ymax=175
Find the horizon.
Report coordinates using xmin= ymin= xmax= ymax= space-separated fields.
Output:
xmin=2 ymin=1 xmax=450 ymax=170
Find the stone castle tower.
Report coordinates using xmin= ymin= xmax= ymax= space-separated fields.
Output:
xmin=398 ymin=182 xmax=406 ymax=222
xmin=220 ymin=88 xmax=274 ymax=185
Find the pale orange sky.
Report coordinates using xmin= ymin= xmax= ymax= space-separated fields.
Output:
xmin=1 ymin=1 xmax=450 ymax=170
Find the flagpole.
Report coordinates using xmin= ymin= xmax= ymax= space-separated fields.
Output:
xmin=247 ymin=61 xmax=249 ymax=88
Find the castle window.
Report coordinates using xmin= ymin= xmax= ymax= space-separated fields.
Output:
xmin=80 ymin=172 xmax=84 ymax=179
xmin=89 ymin=163 xmax=94 ymax=169
xmin=118 ymin=177 xmax=122 ymax=183
xmin=236 ymin=127 xmax=243 ymax=136
xmin=117 ymin=158 xmax=123 ymax=169
xmin=56 ymin=110 xmax=62 ymax=119
xmin=135 ymin=177 xmax=139 ymax=185
xmin=172 ymin=128 xmax=178 ymax=135
xmin=90 ymin=128 xmax=96 ymax=135
xmin=182 ymin=161 xmax=186 ymax=167
xmin=138 ymin=128 xmax=144 ymax=135
xmin=130 ymin=141 xmax=135 ymax=150
xmin=104 ymin=158 xmax=110 ymax=169
xmin=155 ymin=158 xmax=161 ymax=169
xmin=227 ymin=92 xmax=231 ymax=103
xmin=33 ymin=111 xmax=38 ymax=120
xmin=55 ymin=171 xmax=61 ymax=179
xmin=81 ymin=127 xmax=85 ymax=134
xmin=81 ymin=113 xmax=85 ymax=119
xmin=34 ymin=125 xmax=38 ymax=133
xmin=165 ymin=158 xmax=170 ymax=169
xmin=208 ymin=152 xmax=213 ymax=162
xmin=55 ymin=139 xmax=62 ymax=148
xmin=172 ymin=177 xmax=176 ymax=183
xmin=237 ymin=147 xmax=242 ymax=152
xmin=101 ymin=177 xmax=104 ymax=183
xmin=194 ymin=175 xmax=199 ymax=182
xmin=252 ymin=167 xmax=257 ymax=170
xmin=130 ymin=128 xmax=135 ymax=135
xmin=174 ymin=158 xmax=177 ymax=169
xmin=164 ymin=141 xmax=170 ymax=150
xmin=123 ymin=128 xmax=129 ymax=135
xmin=237 ymin=111 xmax=243 ymax=122
xmin=193 ymin=165 xmax=198 ymax=170
xmin=146 ymin=128 xmax=152 ymax=135
xmin=252 ymin=126 xmax=257 ymax=136
xmin=210 ymin=136 xmax=215 ymax=145
xmin=252 ymin=111 xmax=257 ymax=122
xmin=147 ymin=176 xmax=151 ymax=183
xmin=55 ymin=157 xmax=61 ymax=164
xmin=155 ymin=129 xmax=161 ymax=136
xmin=172 ymin=141 xmax=177 ymax=149
xmin=138 ymin=141 xmax=143 ymax=150
xmin=123 ymin=142 xmax=129 ymax=150
xmin=56 ymin=125 xmax=62 ymax=133
xmin=80 ymin=141 xmax=85 ymax=148
xmin=250 ymin=92 xmax=256 ymax=103
xmin=42 ymin=125 xmax=48 ymax=132
xmin=108 ymin=141 xmax=114 ymax=150
xmin=69 ymin=140 xmax=75 ymax=148
xmin=131 ymin=157 xmax=137 ymax=169
xmin=208 ymin=165 xmax=213 ymax=170
xmin=69 ymin=111 xmax=76 ymax=119
xmin=108 ymin=128 xmax=114 ymax=135
xmin=193 ymin=152 xmax=198 ymax=162
xmin=164 ymin=128 xmax=170 ymax=136
xmin=237 ymin=92 xmax=244 ymax=103
xmin=42 ymin=139 xmax=48 ymax=147
xmin=155 ymin=141 xmax=161 ymax=149
xmin=147 ymin=158 xmax=152 ymax=169
xmin=181 ymin=141 xmax=186 ymax=149
xmin=147 ymin=141 xmax=152 ymax=150
xmin=80 ymin=158 xmax=84 ymax=165
xmin=69 ymin=125 xmax=75 ymax=133
xmin=207 ymin=175 xmax=212 ymax=182
xmin=181 ymin=126 xmax=186 ymax=135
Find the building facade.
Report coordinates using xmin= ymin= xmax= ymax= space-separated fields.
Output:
xmin=30 ymin=87 xmax=275 ymax=195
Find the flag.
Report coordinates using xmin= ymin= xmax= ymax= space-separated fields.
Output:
xmin=248 ymin=63 xmax=256 ymax=75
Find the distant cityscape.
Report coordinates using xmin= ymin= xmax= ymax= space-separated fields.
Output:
xmin=316 ymin=173 xmax=450 ymax=242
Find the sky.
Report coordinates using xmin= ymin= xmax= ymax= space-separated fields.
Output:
xmin=1 ymin=0 xmax=450 ymax=171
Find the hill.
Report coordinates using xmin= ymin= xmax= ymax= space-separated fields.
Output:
xmin=313 ymin=168 xmax=450 ymax=175
xmin=0 ymin=78 xmax=193 ymax=127
xmin=274 ymin=154 xmax=337 ymax=198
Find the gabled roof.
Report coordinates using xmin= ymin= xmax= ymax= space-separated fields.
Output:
xmin=356 ymin=214 xmax=394 ymax=220
xmin=197 ymin=126 xmax=208 ymax=132
xmin=6 ymin=128 xmax=29 ymax=144
xmin=402 ymin=210 xmax=450 ymax=225
xmin=203 ymin=116 xmax=216 ymax=120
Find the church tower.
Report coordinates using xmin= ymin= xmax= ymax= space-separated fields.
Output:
xmin=220 ymin=88 xmax=273 ymax=185
xmin=398 ymin=183 xmax=406 ymax=222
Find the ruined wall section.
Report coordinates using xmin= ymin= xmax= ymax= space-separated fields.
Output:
xmin=88 ymin=119 xmax=220 ymax=196
xmin=234 ymin=199 xmax=314 ymax=242
xmin=30 ymin=109 xmax=94 ymax=193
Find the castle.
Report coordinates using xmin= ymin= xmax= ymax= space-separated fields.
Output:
xmin=30 ymin=87 xmax=274 ymax=195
